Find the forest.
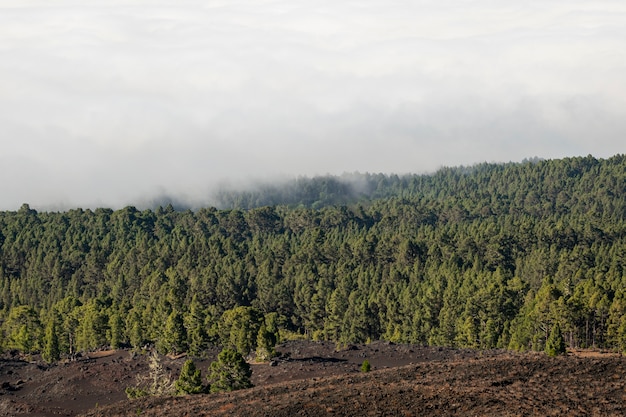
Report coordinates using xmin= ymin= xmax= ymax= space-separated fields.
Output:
xmin=0 ymin=154 xmax=625 ymax=361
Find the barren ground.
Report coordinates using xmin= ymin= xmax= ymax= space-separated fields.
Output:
xmin=1 ymin=341 xmax=624 ymax=416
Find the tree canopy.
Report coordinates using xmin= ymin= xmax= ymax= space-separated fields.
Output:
xmin=0 ymin=154 xmax=625 ymax=358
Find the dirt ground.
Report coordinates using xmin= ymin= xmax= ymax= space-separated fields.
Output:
xmin=1 ymin=341 xmax=625 ymax=416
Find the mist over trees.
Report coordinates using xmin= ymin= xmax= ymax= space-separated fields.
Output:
xmin=0 ymin=154 xmax=625 ymax=359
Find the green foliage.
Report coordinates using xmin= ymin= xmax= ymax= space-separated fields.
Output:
xmin=108 ymin=312 xmax=124 ymax=350
xmin=185 ymin=295 xmax=210 ymax=357
xmin=52 ymin=296 xmax=81 ymax=355
xmin=0 ymin=154 xmax=625 ymax=358
xmin=545 ymin=323 xmax=566 ymax=356
xmin=158 ymin=310 xmax=187 ymax=355
xmin=255 ymin=323 xmax=277 ymax=362
xmin=207 ymin=348 xmax=253 ymax=393
xmin=361 ymin=359 xmax=371 ymax=373
xmin=125 ymin=386 xmax=148 ymax=399
xmin=75 ymin=300 xmax=109 ymax=352
xmin=4 ymin=306 xmax=42 ymax=354
xmin=175 ymin=359 xmax=205 ymax=395
xmin=42 ymin=317 xmax=60 ymax=363
xmin=219 ymin=306 xmax=264 ymax=356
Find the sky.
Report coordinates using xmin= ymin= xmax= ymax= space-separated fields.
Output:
xmin=1 ymin=0 xmax=625 ymax=210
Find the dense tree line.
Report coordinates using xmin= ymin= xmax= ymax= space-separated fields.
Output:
xmin=0 ymin=154 xmax=625 ymax=360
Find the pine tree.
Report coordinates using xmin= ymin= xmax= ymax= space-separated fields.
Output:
xmin=255 ymin=323 xmax=276 ymax=362
xmin=219 ymin=306 xmax=263 ymax=356
xmin=5 ymin=305 xmax=42 ymax=354
xmin=108 ymin=312 xmax=124 ymax=349
xmin=126 ymin=310 xmax=144 ymax=350
xmin=159 ymin=310 xmax=187 ymax=354
xmin=185 ymin=295 xmax=209 ymax=357
xmin=175 ymin=359 xmax=204 ymax=395
xmin=42 ymin=318 xmax=60 ymax=364
xmin=75 ymin=301 xmax=108 ymax=352
xmin=207 ymin=348 xmax=253 ymax=393
xmin=545 ymin=322 xmax=566 ymax=356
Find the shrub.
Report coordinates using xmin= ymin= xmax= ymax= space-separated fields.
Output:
xmin=125 ymin=387 xmax=148 ymax=399
xmin=255 ymin=323 xmax=276 ymax=362
xmin=125 ymin=351 xmax=175 ymax=398
xmin=175 ymin=359 xmax=205 ymax=395
xmin=207 ymin=348 xmax=253 ymax=393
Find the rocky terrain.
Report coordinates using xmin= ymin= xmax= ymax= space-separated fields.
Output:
xmin=1 ymin=341 xmax=625 ymax=416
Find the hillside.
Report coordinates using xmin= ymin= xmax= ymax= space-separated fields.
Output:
xmin=1 ymin=341 xmax=625 ymax=416
xmin=83 ymin=344 xmax=625 ymax=417
xmin=0 ymin=154 xmax=625 ymax=360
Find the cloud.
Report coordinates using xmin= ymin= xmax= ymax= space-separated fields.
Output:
xmin=1 ymin=0 xmax=625 ymax=209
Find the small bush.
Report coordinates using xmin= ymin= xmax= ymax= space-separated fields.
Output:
xmin=125 ymin=386 xmax=148 ymax=399
xmin=207 ymin=348 xmax=253 ymax=393
xmin=175 ymin=359 xmax=205 ymax=395
xmin=361 ymin=359 xmax=371 ymax=373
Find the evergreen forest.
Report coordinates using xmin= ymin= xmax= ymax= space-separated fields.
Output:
xmin=1 ymin=154 xmax=625 ymax=361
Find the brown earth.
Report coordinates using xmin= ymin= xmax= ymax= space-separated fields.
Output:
xmin=1 ymin=341 xmax=625 ymax=417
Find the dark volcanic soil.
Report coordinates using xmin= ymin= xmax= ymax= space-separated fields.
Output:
xmin=1 ymin=342 xmax=625 ymax=417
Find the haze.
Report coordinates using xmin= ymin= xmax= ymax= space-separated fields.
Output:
xmin=1 ymin=0 xmax=625 ymax=210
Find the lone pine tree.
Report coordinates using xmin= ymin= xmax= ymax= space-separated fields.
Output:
xmin=175 ymin=359 xmax=204 ymax=395
xmin=207 ymin=348 xmax=253 ymax=393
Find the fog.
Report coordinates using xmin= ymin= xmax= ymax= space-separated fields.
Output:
xmin=1 ymin=0 xmax=625 ymax=210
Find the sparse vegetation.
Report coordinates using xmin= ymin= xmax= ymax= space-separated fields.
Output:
xmin=125 ymin=351 xmax=175 ymax=398
xmin=361 ymin=359 xmax=371 ymax=372
xmin=3 ymin=340 xmax=626 ymax=416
